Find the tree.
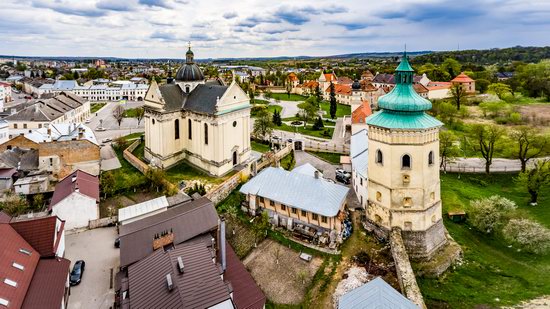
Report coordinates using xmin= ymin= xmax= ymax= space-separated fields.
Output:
xmin=249 ymin=88 xmax=255 ymax=102
xmin=449 ymin=83 xmax=468 ymax=110
xmin=510 ymin=126 xmax=548 ymax=172
xmin=135 ymin=107 xmax=145 ymax=126
xmin=73 ymin=71 xmax=80 ymax=80
xmin=253 ymin=108 xmax=274 ymax=140
xmin=469 ymin=195 xmax=516 ymax=234
xmin=272 ymin=109 xmax=282 ymax=126
xmin=100 ymin=171 xmax=116 ymax=198
xmin=515 ymin=159 xmax=550 ymax=205
xmin=471 ymin=124 xmax=505 ymax=174
xmin=113 ymin=105 xmax=125 ymax=127
xmin=441 ymin=58 xmax=462 ymax=78
xmin=31 ymin=194 xmax=44 ymax=210
xmin=503 ymin=219 xmax=550 ymax=254
xmin=315 ymin=84 xmax=322 ymax=101
xmin=329 ymin=82 xmax=337 ymax=119
xmin=30 ymin=71 xmax=35 ymax=78
xmin=312 ymin=116 xmax=324 ymax=130
xmin=264 ymin=90 xmax=272 ymax=99
xmin=439 ymin=130 xmax=460 ymax=172
xmin=488 ymin=83 xmax=513 ymax=100
xmin=475 ymin=78 xmax=490 ymax=93
xmin=252 ymin=211 xmax=270 ymax=247
xmin=297 ymin=101 xmax=318 ymax=124
xmin=286 ymin=82 xmax=292 ymax=99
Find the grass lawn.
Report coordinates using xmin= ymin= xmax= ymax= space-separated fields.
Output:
xmin=131 ymin=140 xmax=145 ymax=161
xmin=253 ymin=99 xmax=269 ymax=104
xmin=105 ymin=147 xmax=148 ymax=196
xmin=270 ymin=93 xmax=307 ymax=101
xmin=121 ymin=132 xmax=144 ymax=141
xmin=251 ymin=140 xmax=271 ymax=153
xmin=123 ymin=107 xmax=143 ymax=118
xmin=306 ymin=151 xmax=344 ymax=164
xmin=165 ymin=161 xmax=234 ymax=186
xmin=418 ymin=172 xmax=550 ymax=308
xmin=251 ymin=105 xmax=283 ymax=117
xmin=277 ymin=123 xmax=333 ymax=139
xmin=320 ymin=101 xmax=351 ymax=118
xmin=91 ymin=103 xmax=106 ymax=113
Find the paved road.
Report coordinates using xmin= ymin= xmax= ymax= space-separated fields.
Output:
xmin=445 ymin=156 xmax=550 ymax=173
xmin=90 ymin=101 xmax=145 ymax=140
xmin=100 ymin=145 xmax=121 ymax=171
xmin=258 ymin=95 xmax=301 ymax=118
xmin=294 ymin=150 xmax=338 ymax=180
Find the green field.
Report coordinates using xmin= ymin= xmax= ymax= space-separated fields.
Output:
xmin=419 ymin=173 xmax=550 ymax=308
xmin=306 ymin=151 xmax=343 ymax=164
xmin=251 ymin=140 xmax=271 ymax=153
xmin=91 ymin=103 xmax=106 ymax=113
xmin=251 ymin=105 xmax=283 ymax=117
xmin=278 ymin=123 xmax=333 ymax=139
xmin=320 ymin=101 xmax=351 ymax=118
xmin=270 ymin=93 xmax=307 ymax=101
xmin=165 ymin=161 xmax=234 ymax=186
xmin=123 ymin=108 xmax=142 ymax=118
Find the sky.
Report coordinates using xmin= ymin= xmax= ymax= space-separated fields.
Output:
xmin=1 ymin=0 xmax=550 ymax=59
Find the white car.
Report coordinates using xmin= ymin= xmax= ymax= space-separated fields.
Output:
xmin=85 ymin=119 xmax=91 ymax=124
xmin=95 ymin=127 xmax=106 ymax=132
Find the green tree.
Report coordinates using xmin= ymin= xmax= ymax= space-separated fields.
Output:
xmin=297 ymin=101 xmax=318 ymax=124
xmin=253 ymin=108 xmax=274 ymax=140
xmin=73 ymin=71 xmax=80 ymax=80
xmin=248 ymin=88 xmax=255 ymax=101
xmin=315 ymin=84 xmax=322 ymax=101
xmin=510 ymin=126 xmax=549 ymax=172
xmin=31 ymin=194 xmax=44 ymax=210
xmin=488 ymin=83 xmax=513 ymax=100
xmin=471 ymin=124 xmax=505 ymax=174
xmin=252 ymin=211 xmax=270 ymax=247
xmin=516 ymin=159 xmax=550 ymax=204
xmin=476 ymin=79 xmax=491 ymax=93
xmin=312 ymin=116 xmax=324 ymax=130
xmin=441 ymin=58 xmax=462 ymax=78
xmin=439 ymin=130 xmax=460 ymax=172
xmin=329 ymin=82 xmax=337 ymax=119
xmin=449 ymin=83 xmax=468 ymax=110
xmin=100 ymin=171 xmax=116 ymax=198
xmin=272 ymin=109 xmax=282 ymax=126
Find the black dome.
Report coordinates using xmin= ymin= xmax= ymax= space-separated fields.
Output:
xmin=175 ymin=63 xmax=204 ymax=81
xmin=352 ymin=80 xmax=361 ymax=90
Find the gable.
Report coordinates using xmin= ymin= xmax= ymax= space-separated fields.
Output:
xmin=144 ymin=80 xmax=164 ymax=109
xmin=216 ymin=81 xmax=250 ymax=115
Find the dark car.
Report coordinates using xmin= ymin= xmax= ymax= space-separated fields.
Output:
xmin=336 ymin=173 xmax=351 ymax=185
xmin=70 ymin=260 xmax=86 ymax=286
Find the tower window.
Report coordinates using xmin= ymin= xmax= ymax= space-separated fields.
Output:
xmin=376 ymin=149 xmax=383 ymax=165
xmin=428 ymin=151 xmax=434 ymax=165
xmin=376 ymin=191 xmax=382 ymax=202
xmin=403 ymin=197 xmax=412 ymax=207
xmin=204 ymin=123 xmax=208 ymax=145
xmin=188 ymin=119 xmax=192 ymax=140
xmin=402 ymin=154 xmax=411 ymax=169
xmin=174 ymin=119 xmax=180 ymax=140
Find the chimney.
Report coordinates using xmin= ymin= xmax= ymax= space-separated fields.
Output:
xmin=177 ymin=256 xmax=184 ymax=274
xmin=220 ymin=217 xmax=227 ymax=272
xmin=78 ymin=132 xmax=83 ymax=139
xmin=166 ymin=274 xmax=173 ymax=291
xmin=314 ymin=170 xmax=320 ymax=179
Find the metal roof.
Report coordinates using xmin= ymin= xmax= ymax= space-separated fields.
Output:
xmin=350 ymin=130 xmax=368 ymax=179
xmin=291 ymin=163 xmax=319 ymax=177
xmin=339 ymin=277 xmax=418 ymax=309
xmin=377 ymin=84 xmax=432 ymax=112
xmin=118 ymin=196 xmax=169 ymax=223
xmin=366 ymin=110 xmax=442 ymax=130
xmin=24 ymin=123 xmax=98 ymax=146
xmin=239 ymin=167 xmax=349 ymax=217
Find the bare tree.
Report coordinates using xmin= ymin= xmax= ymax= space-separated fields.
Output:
xmin=450 ymin=83 xmax=468 ymax=110
xmin=135 ymin=107 xmax=145 ymax=126
xmin=113 ymin=105 xmax=124 ymax=127
xmin=510 ymin=126 xmax=548 ymax=172
xmin=471 ymin=124 xmax=505 ymax=174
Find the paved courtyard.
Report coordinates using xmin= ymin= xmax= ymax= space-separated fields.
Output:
xmin=65 ymin=227 xmax=119 ymax=309
xmin=295 ymin=150 xmax=338 ymax=180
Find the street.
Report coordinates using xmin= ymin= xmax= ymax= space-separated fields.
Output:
xmin=89 ymin=101 xmax=145 ymax=141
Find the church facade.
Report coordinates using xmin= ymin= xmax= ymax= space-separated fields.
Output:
xmin=143 ymin=47 xmax=251 ymax=176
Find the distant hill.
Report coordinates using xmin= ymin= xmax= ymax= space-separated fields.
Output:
xmin=413 ymin=46 xmax=550 ymax=65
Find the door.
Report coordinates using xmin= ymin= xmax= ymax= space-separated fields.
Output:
xmin=233 ymin=151 xmax=238 ymax=165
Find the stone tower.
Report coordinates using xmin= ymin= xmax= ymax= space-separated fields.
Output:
xmin=365 ymin=52 xmax=447 ymax=260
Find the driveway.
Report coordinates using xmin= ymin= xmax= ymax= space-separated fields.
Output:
xmin=100 ymin=145 xmax=121 ymax=171
xmin=65 ymin=227 xmax=119 ymax=309
xmin=294 ymin=150 xmax=338 ymax=180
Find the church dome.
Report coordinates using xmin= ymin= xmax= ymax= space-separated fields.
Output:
xmin=175 ymin=45 xmax=205 ymax=82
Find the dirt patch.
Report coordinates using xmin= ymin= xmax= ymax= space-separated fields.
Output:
xmin=225 ymin=215 xmax=259 ymax=259
xmin=243 ymin=239 xmax=322 ymax=305
xmin=504 ymin=296 xmax=550 ymax=309
xmin=518 ymin=104 xmax=550 ymax=129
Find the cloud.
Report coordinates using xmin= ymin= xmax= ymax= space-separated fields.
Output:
xmin=236 ymin=16 xmax=280 ymax=28
xmin=223 ymin=12 xmax=238 ymax=19
xmin=31 ymin=0 xmax=106 ymax=17
xmin=96 ymin=0 xmax=137 ymax=12
xmin=326 ymin=21 xmax=380 ymax=30
xmin=189 ymin=33 xmax=218 ymax=42
xmin=139 ymin=0 xmax=172 ymax=9
xmin=273 ymin=5 xmax=349 ymax=25
xmin=254 ymin=24 xmax=300 ymax=35
xmin=377 ymin=0 xmax=488 ymax=22
xmin=150 ymin=31 xmax=179 ymax=41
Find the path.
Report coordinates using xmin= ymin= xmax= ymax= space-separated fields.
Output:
xmin=100 ymin=145 xmax=121 ymax=171
xmin=294 ymin=151 xmax=338 ymax=180
xmin=90 ymin=101 xmax=145 ymax=141
xmin=259 ymin=95 xmax=300 ymax=118
xmin=445 ymin=157 xmax=550 ymax=173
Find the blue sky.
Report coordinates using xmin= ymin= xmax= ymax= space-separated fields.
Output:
xmin=1 ymin=0 xmax=549 ymax=58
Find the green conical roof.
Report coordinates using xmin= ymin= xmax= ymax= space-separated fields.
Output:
xmin=395 ymin=52 xmax=414 ymax=72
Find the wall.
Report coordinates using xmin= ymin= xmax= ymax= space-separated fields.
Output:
xmin=124 ymin=139 xmax=149 ymax=174
xmin=89 ymin=216 xmax=118 ymax=229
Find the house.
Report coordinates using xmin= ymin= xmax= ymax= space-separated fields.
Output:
xmin=118 ymin=196 xmax=170 ymax=225
xmin=495 ymin=72 xmax=514 ymax=81
xmin=239 ymin=165 xmax=349 ymax=238
xmin=14 ymin=175 xmax=49 ymax=195
xmin=294 ymin=80 xmax=319 ymax=96
xmin=0 ymin=147 xmax=39 ymax=174
xmin=0 ymin=167 xmax=16 ymax=190
xmin=0 ymin=119 xmax=9 ymax=145
xmin=413 ymin=83 xmax=429 ymax=98
xmin=338 ymin=277 xmax=418 ymax=309
xmin=49 ymin=170 xmax=100 ymax=230
xmin=372 ymin=72 xmax=430 ymax=88
xmin=350 ymin=129 xmax=368 ymax=209
xmin=287 ymin=72 xmax=299 ymax=88
xmin=351 ymin=101 xmax=372 ymax=134
xmin=318 ymin=72 xmax=337 ymax=93
xmin=0 ymin=81 xmax=12 ymax=110
xmin=0 ymin=123 xmax=100 ymax=179
xmin=451 ymin=72 xmax=476 ymax=94
xmin=0 ymin=213 xmax=70 ymax=309
xmin=143 ymin=46 xmax=252 ymax=176
xmin=426 ymin=81 xmax=451 ymax=99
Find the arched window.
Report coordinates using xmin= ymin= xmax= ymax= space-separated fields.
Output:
xmin=376 ymin=150 xmax=383 ymax=164
xmin=204 ymin=123 xmax=208 ymax=145
xmin=402 ymin=154 xmax=411 ymax=169
xmin=188 ymin=119 xmax=192 ymax=140
xmin=185 ymin=85 xmax=190 ymax=93
xmin=174 ymin=119 xmax=180 ymax=140
xmin=428 ymin=151 xmax=434 ymax=165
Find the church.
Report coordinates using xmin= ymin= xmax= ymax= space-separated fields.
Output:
xmin=143 ymin=46 xmax=251 ymax=176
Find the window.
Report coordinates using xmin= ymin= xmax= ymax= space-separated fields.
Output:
xmin=188 ymin=119 xmax=192 ymax=139
xmin=403 ymin=197 xmax=412 ymax=207
xmin=312 ymin=213 xmax=319 ymax=220
xmin=174 ymin=119 xmax=180 ymax=140
xmin=49 ymin=158 xmax=53 ymax=166
xmin=376 ymin=149 xmax=383 ymax=164
xmin=233 ymin=121 xmax=237 ymax=127
xmin=291 ymin=208 xmax=297 ymax=214
xmin=204 ymin=123 xmax=208 ymax=145
xmin=428 ymin=151 xmax=434 ymax=165
xmin=14 ymin=124 xmax=17 ymax=129
xmin=185 ymin=85 xmax=190 ymax=93
xmin=23 ymin=124 xmax=27 ymax=129
xmin=301 ymin=210 xmax=307 ymax=216
xmin=321 ymin=216 xmax=327 ymax=223
xmin=402 ymin=154 xmax=411 ymax=169
xmin=376 ymin=191 xmax=382 ymax=202
xmin=360 ymin=178 xmax=363 ymax=186
xmin=152 ymin=118 xmax=155 ymax=125
xmin=259 ymin=197 xmax=264 ymax=203
xmin=269 ymin=200 xmax=274 ymax=206
xmin=281 ymin=204 xmax=286 ymax=211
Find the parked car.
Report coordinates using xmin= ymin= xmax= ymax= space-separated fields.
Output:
xmin=85 ymin=119 xmax=91 ymax=124
xmin=70 ymin=260 xmax=86 ymax=286
xmin=95 ymin=127 xmax=106 ymax=132
xmin=24 ymin=95 xmax=32 ymax=99
xmin=336 ymin=173 xmax=351 ymax=185
xmin=102 ymin=138 xmax=112 ymax=143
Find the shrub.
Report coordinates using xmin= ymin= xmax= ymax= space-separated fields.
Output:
xmin=187 ymin=182 xmax=206 ymax=196
xmin=469 ymin=195 xmax=516 ymax=234
xmin=503 ymin=219 xmax=550 ymax=254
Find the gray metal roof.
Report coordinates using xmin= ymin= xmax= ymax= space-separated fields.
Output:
xmin=350 ymin=129 xmax=368 ymax=179
xmin=175 ymin=63 xmax=205 ymax=82
xmin=157 ymin=83 xmax=228 ymax=115
xmin=239 ymin=166 xmax=349 ymax=217
xmin=339 ymin=277 xmax=418 ymax=309
xmin=118 ymin=196 xmax=169 ymax=223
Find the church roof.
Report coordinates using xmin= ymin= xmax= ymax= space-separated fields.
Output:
xmin=366 ymin=110 xmax=442 ymax=130
xmin=158 ymin=83 xmax=228 ymax=115
xmin=175 ymin=64 xmax=204 ymax=82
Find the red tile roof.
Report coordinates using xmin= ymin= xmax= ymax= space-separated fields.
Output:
xmin=21 ymin=258 xmax=70 ymax=309
xmin=299 ymin=81 xmax=319 ymax=89
xmin=0 ymin=211 xmax=11 ymax=224
xmin=0 ymin=224 xmax=40 ymax=309
xmin=352 ymin=101 xmax=373 ymax=124
xmin=323 ymin=73 xmax=337 ymax=82
xmin=287 ymin=73 xmax=299 ymax=82
xmin=362 ymin=70 xmax=374 ymax=78
xmin=451 ymin=72 xmax=474 ymax=83
xmin=337 ymin=76 xmax=353 ymax=85
xmin=325 ymin=84 xmax=351 ymax=95
xmin=10 ymin=216 xmax=62 ymax=258
xmin=223 ymin=241 xmax=266 ymax=309
xmin=50 ymin=169 xmax=99 ymax=208
xmin=413 ymin=83 xmax=429 ymax=93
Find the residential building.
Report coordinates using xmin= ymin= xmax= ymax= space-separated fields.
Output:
xmin=0 ymin=81 xmax=12 ymax=110
xmin=5 ymin=92 xmax=91 ymax=133
xmin=351 ymin=100 xmax=372 ymax=134
xmin=144 ymin=47 xmax=252 ymax=176
xmin=0 ymin=213 xmax=70 ymax=309
xmin=0 ymin=168 xmax=16 ymax=191
xmin=294 ymin=80 xmax=319 ymax=96
xmin=451 ymin=72 xmax=476 ymax=94
xmin=338 ymin=277 xmax=417 ymax=309
xmin=240 ymin=164 xmax=349 ymax=239
xmin=0 ymin=147 xmax=39 ymax=175
xmin=426 ymin=81 xmax=451 ymax=99
xmin=0 ymin=119 xmax=8 ymax=144
xmin=234 ymin=71 xmax=250 ymax=83
xmin=50 ymin=170 xmax=100 ymax=230
xmin=0 ymin=123 xmax=100 ymax=179
xmin=318 ymin=72 xmax=337 ymax=93
xmin=14 ymin=175 xmax=50 ymax=195
xmin=39 ymin=80 xmax=148 ymax=101
xmin=350 ymin=129 xmax=368 ymax=209
xmin=287 ymin=72 xmax=299 ymax=88
xmin=495 ymin=72 xmax=514 ymax=81
xmin=365 ymin=53 xmax=447 ymax=259
xmin=372 ymin=72 xmax=430 ymax=88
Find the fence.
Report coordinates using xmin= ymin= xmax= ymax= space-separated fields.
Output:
xmin=89 ymin=216 xmax=118 ymax=229
xmin=123 ymin=139 xmax=149 ymax=174
xmin=442 ymin=165 xmax=518 ymax=173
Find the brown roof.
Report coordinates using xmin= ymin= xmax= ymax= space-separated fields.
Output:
xmin=299 ymin=81 xmax=319 ymax=89
xmin=0 ymin=224 xmax=40 ymax=309
xmin=50 ymin=169 xmax=99 ymax=208
xmin=127 ymin=242 xmax=232 ymax=309
xmin=337 ymin=76 xmax=353 ymax=85
xmin=287 ymin=73 xmax=299 ymax=82
xmin=362 ymin=70 xmax=374 ymax=78
xmin=322 ymin=73 xmax=337 ymax=82
xmin=119 ymin=197 xmax=219 ymax=267
xmin=21 ymin=258 xmax=70 ymax=309
xmin=326 ymin=84 xmax=351 ymax=96
xmin=223 ymin=241 xmax=266 ymax=309
xmin=413 ymin=83 xmax=429 ymax=94
xmin=10 ymin=216 xmax=63 ymax=258
xmin=451 ymin=72 xmax=475 ymax=83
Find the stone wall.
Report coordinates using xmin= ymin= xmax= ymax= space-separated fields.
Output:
xmin=401 ymin=219 xmax=447 ymax=261
xmin=390 ymin=228 xmax=427 ymax=309
xmin=123 ymin=139 xmax=149 ymax=174
xmin=206 ymin=171 xmax=243 ymax=205
xmin=89 ymin=216 xmax=117 ymax=229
